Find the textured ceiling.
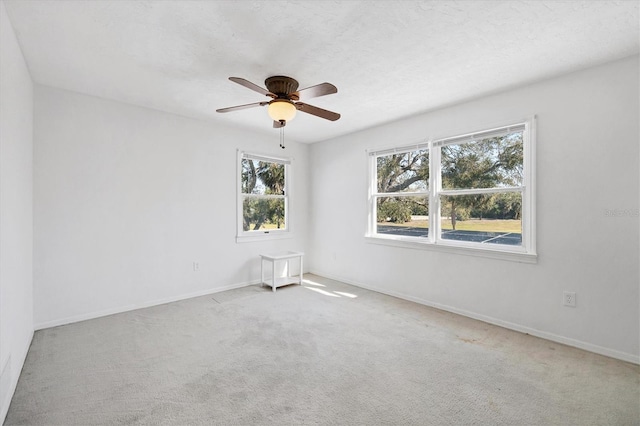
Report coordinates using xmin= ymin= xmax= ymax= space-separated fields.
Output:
xmin=4 ymin=0 xmax=639 ymax=143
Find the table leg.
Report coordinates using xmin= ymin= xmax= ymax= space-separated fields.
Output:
xmin=286 ymin=259 xmax=290 ymax=280
xmin=272 ymin=259 xmax=276 ymax=292
xmin=299 ymin=255 xmax=303 ymax=285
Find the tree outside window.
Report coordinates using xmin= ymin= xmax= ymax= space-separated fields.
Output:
xmin=369 ymin=121 xmax=534 ymax=255
xmin=374 ymin=149 xmax=429 ymax=237
xmin=240 ymin=154 xmax=289 ymax=234
xmin=440 ymin=132 xmax=523 ymax=232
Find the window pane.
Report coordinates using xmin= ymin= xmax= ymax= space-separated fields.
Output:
xmin=376 ymin=149 xmax=428 ymax=193
xmin=376 ymin=196 xmax=429 ymax=237
xmin=440 ymin=193 xmax=522 ymax=246
xmin=241 ymin=159 xmax=285 ymax=195
xmin=441 ymin=132 xmax=523 ymax=190
xmin=242 ymin=197 xmax=286 ymax=231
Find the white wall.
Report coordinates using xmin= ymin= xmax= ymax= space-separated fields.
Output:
xmin=309 ymin=56 xmax=640 ymax=363
xmin=34 ymin=86 xmax=309 ymax=328
xmin=0 ymin=0 xmax=34 ymax=421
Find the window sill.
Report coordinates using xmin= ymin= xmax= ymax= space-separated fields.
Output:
xmin=236 ymin=231 xmax=293 ymax=243
xmin=364 ymin=235 xmax=537 ymax=263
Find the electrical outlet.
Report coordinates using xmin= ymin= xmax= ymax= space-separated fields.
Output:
xmin=563 ymin=291 xmax=576 ymax=307
xmin=193 ymin=262 xmax=200 ymax=272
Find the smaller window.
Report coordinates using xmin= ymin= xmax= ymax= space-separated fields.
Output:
xmin=372 ymin=147 xmax=430 ymax=238
xmin=237 ymin=151 xmax=290 ymax=240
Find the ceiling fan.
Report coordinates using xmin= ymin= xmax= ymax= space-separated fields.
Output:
xmin=216 ymin=76 xmax=340 ymax=128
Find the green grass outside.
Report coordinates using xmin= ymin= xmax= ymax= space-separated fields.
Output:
xmin=247 ymin=223 xmax=285 ymax=231
xmin=379 ymin=218 xmax=521 ymax=233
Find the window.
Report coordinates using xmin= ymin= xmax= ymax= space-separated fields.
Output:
xmin=237 ymin=151 xmax=291 ymax=241
xmin=368 ymin=120 xmax=536 ymax=261
xmin=373 ymin=146 xmax=430 ymax=238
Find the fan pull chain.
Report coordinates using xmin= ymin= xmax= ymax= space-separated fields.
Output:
xmin=279 ymin=125 xmax=285 ymax=149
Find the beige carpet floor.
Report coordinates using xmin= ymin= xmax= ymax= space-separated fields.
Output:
xmin=5 ymin=274 xmax=640 ymax=425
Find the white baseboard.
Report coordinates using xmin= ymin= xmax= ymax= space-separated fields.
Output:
xmin=31 ymin=270 xmax=640 ymax=364
xmin=309 ymin=270 xmax=640 ymax=365
xmin=1 ymin=329 xmax=34 ymax=424
xmin=34 ymin=280 xmax=260 ymax=331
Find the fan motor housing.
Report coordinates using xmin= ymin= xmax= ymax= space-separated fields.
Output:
xmin=265 ymin=76 xmax=299 ymax=97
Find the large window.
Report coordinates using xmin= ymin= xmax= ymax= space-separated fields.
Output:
xmin=237 ymin=151 xmax=290 ymax=240
xmin=368 ymin=120 xmax=535 ymax=260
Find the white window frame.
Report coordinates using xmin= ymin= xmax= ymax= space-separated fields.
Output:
xmin=366 ymin=118 xmax=536 ymax=263
xmin=236 ymin=150 xmax=292 ymax=243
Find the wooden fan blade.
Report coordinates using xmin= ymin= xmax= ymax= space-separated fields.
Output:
xmin=273 ymin=120 xmax=285 ymax=129
xmin=216 ymin=101 xmax=269 ymax=113
xmin=295 ymin=102 xmax=340 ymax=121
xmin=229 ymin=77 xmax=276 ymax=98
xmin=291 ymin=82 xmax=337 ymax=101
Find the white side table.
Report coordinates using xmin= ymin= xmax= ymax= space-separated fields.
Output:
xmin=260 ymin=251 xmax=304 ymax=292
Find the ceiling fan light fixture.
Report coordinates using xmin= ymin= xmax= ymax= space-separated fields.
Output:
xmin=268 ymin=100 xmax=296 ymax=122
xmin=217 ymin=76 xmax=339 ymax=125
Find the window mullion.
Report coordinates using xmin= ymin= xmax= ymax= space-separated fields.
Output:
xmin=439 ymin=187 xmax=523 ymax=196
xmin=374 ymin=191 xmax=428 ymax=197
xmin=430 ymin=141 xmax=440 ymax=244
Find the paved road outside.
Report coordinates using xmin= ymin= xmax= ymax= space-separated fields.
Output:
xmin=376 ymin=225 xmax=522 ymax=246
